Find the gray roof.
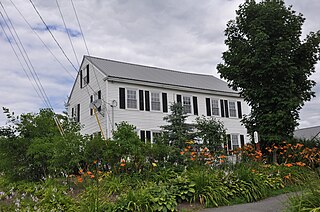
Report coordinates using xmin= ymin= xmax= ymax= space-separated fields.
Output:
xmin=294 ymin=126 xmax=320 ymax=140
xmin=85 ymin=56 xmax=237 ymax=95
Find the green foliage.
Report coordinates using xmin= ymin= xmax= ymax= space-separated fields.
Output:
xmin=106 ymin=122 xmax=149 ymax=173
xmin=161 ymin=103 xmax=194 ymax=148
xmin=195 ymin=116 xmax=226 ymax=152
xmin=217 ymin=0 xmax=320 ymax=144
xmin=0 ymin=108 xmax=84 ymax=181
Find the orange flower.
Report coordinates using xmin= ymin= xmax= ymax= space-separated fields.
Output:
xmin=180 ymin=151 xmax=185 ymax=155
xmin=184 ymin=148 xmax=188 ymax=152
xmin=191 ymin=152 xmax=196 ymax=156
xmin=93 ymin=160 xmax=98 ymax=164
xmin=295 ymin=162 xmax=306 ymax=167
xmin=121 ymin=159 xmax=126 ymax=163
xmin=284 ymin=163 xmax=293 ymax=167
xmin=268 ymin=149 xmax=272 ymax=153
xmin=90 ymin=175 xmax=95 ymax=179
xmin=120 ymin=163 xmax=126 ymax=167
xmin=190 ymin=157 xmax=196 ymax=161
xmin=77 ymin=177 xmax=83 ymax=183
xmin=87 ymin=171 xmax=92 ymax=175
xmin=220 ymin=159 xmax=225 ymax=163
xmin=79 ymin=169 xmax=83 ymax=174
xmin=283 ymin=174 xmax=290 ymax=179
xmin=219 ymin=155 xmax=226 ymax=159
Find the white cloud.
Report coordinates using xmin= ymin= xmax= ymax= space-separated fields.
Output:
xmin=0 ymin=0 xmax=319 ymax=129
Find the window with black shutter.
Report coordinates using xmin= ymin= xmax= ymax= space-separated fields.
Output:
xmin=240 ymin=134 xmax=245 ymax=147
xmin=206 ymin=98 xmax=211 ymax=116
xmin=146 ymin=131 xmax=151 ymax=142
xmin=86 ymin=64 xmax=89 ymax=84
xmin=140 ymin=130 xmax=146 ymax=142
xmin=224 ymin=100 xmax=229 ymax=118
xmin=139 ymin=90 xmax=144 ymax=111
xmin=193 ymin=96 xmax=198 ymax=115
xmin=162 ymin=93 xmax=168 ymax=112
xmin=177 ymin=94 xmax=182 ymax=103
xmin=220 ymin=100 xmax=225 ymax=117
xmin=145 ymin=91 xmax=150 ymax=111
xmin=77 ymin=104 xmax=80 ymax=122
xmin=237 ymin=101 xmax=242 ymax=118
xmin=227 ymin=134 xmax=231 ymax=151
xmin=119 ymin=88 xmax=125 ymax=109
xmin=90 ymin=95 xmax=93 ymax=115
xmin=79 ymin=70 xmax=83 ymax=88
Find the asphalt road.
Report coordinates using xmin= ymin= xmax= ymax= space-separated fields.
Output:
xmin=200 ymin=193 xmax=299 ymax=212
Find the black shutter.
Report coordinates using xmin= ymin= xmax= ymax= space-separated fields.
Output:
xmin=71 ymin=108 xmax=74 ymax=117
xmin=227 ymin=134 xmax=231 ymax=150
xmin=140 ymin=130 xmax=145 ymax=142
xmin=98 ymin=90 xmax=101 ymax=99
xmin=240 ymin=135 xmax=245 ymax=147
xmin=220 ymin=100 xmax=225 ymax=117
xmin=206 ymin=98 xmax=211 ymax=116
xmin=139 ymin=90 xmax=144 ymax=111
xmin=177 ymin=94 xmax=182 ymax=103
xmin=146 ymin=131 xmax=151 ymax=142
xmin=79 ymin=70 xmax=83 ymax=88
xmin=86 ymin=64 xmax=89 ymax=84
xmin=119 ymin=88 xmax=125 ymax=109
xmin=162 ymin=93 xmax=168 ymax=112
xmin=77 ymin=104 xmax=80 ymax=122
xmin=224 ymin=100 xmax=229 ymax=118
xmin=193 ymin=96 xmax=198 ymax=115
xmin=237 ymin=101 xmax=242 ymax=118
xmin=90 ymin=95 xmax=93 ymax=115
xmin=145 ymin=91 xmax=150 ymax=111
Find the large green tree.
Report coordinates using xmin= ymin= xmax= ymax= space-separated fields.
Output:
xmin=217 ymin=0 xmax=320 ymax=144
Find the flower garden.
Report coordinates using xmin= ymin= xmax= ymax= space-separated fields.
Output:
xmin=0 ymin=108 xmax=319 ymax=211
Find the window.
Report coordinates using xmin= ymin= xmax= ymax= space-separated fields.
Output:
xmin=152 ymin=131 xmax=161 ymax=141
xmin=183 ymin=96 xmax=191 ymax=113
xmin=229 ymin=101 xmax=237 ymax=117
xmin=127 ymin=89 xmax=137 ymax=109
xmin=231 ymin=134 xmax=239 ymax=150
xmin=151 ymin=92 xmax=160 ymax=111
xmin=211 ymin=99 xmax=219 ymax=116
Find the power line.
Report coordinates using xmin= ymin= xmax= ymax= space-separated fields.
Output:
xmin=71 ymin=0 xmax=89 ymax=56
xmin=9 ymin=0 xmax=75 ymax=80
xmin=28 ymin=0 xmax=78 ymax=72
xmin=0 ymin=2 xmax=52 ymax=109
xmin=0 ymin=14 xmax=43 ymax=104
xmin=56 ymin=0 xmax=80 ymax=67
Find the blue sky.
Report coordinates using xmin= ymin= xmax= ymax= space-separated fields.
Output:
xmin=0 ymin=0 xmax=319 ymax=129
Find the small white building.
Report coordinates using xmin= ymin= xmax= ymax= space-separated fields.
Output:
xmin=67 ymin=56 xmax=250 ymax=150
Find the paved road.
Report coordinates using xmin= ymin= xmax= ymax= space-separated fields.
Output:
xmin=201 ymin=193 xmax=299 ymax=212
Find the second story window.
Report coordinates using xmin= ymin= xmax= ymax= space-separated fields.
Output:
xmin=229 ymin=101 xmax=237 ymax=117
xmin=151 ymin=92 xmax=160 ymax=111
xmin=211 ymin=99 xmax=219 ymax=116
xmin=127 ymin=89 xmax=137 ymax=109
xmin=183 ymin=96 xmax=191 ymax=114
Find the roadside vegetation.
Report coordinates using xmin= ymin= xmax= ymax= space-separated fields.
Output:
xmin=0 ymin=105 xmax=319 ymax=211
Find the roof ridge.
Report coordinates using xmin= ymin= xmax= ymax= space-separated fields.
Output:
xmin=85 ymin=55 xmax=221 ymax=79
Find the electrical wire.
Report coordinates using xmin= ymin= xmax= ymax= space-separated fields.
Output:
xmin=29 ymin=0 xmax=78 ymax=72
xmin=9 ymin=0 xmax=75 ymax=80
xmin=56 ymin=0 xmax=80 ymax=67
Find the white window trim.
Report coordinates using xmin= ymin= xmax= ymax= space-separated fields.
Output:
xmin=150 ymin=91 xmax=161 ymax=112
xmin=211 ymin=98 xmax=220 ymax=116
xmin=126 ymin=88 xmax=138 ymax=110
xmin=182 ymin=95 xmax=192 ymax=114
xmin=228 ymin=100 xmax=237 ymax=118
xmin=231 ymin=134 xmax=240 ymax=150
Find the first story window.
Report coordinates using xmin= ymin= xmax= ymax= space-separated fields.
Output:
xmin=183 ymin=96 xmax=191 ymax=113
xmin=231 ymin=134 xmax=240 ymax=150
xmin=127 ymin=89 xmax=137 ymax=109
xmin=151 ymin=92 xmax=161 ymax=111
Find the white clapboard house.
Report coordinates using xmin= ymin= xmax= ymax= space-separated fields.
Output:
xmin=67 ymin=56 xmax=250 ymax=150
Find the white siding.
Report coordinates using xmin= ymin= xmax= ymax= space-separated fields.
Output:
xmin=68 ymin=58 xmax=250 ymax=144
